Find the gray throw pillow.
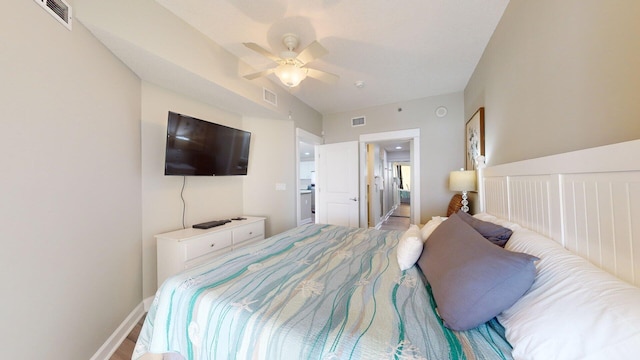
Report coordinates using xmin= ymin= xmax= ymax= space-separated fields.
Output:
xmin=456 ymin=210 xmax=512 ymax=247
xmin=416 ymin=213 xmax=538 ymax=331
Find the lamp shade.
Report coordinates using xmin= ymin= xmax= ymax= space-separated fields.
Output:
xmin=449 ymin=170 xmax=476 ymax=192
xmin=275 ymin=63 xmax=308 ymax=87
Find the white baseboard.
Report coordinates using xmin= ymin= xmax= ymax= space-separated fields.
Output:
xmin=143 ymin=295 xmax=155 ymax=311
xmin=90 ymin=297 xmax=153 ymax=360
xmin=375 ymin=205 xmax=396 ymax=229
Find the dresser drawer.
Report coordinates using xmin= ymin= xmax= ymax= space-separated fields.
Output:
xmin=184 ymin=231 xmax=232 ymax=262
xmin=233 ymin=221 xmax=265 ymax=245
xmin=184 ymin=247 xmax=231 ymax=270
xmin=156 ymin=216 xmax=266 ymax=288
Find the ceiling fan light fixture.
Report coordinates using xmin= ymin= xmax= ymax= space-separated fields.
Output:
xmin=275 ymin=63 xmax=308 ymax=87
xmin=243 ymin=33 xmax=336 ymax=87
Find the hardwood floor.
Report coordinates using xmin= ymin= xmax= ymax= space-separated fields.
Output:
xmin=110 ymin=314 xmax=145 ymax=360
xmin=379 ymin=203 xmax=411 ymax=231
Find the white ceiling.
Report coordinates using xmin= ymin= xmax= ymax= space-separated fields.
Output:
xmin=154 ymin=0 xmax=509 ymax=115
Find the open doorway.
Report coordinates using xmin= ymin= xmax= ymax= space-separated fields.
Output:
xmin=386 ymin=162 xmax=411 ymax=229
xmin=364 ymin=143 xmax=412 ymax=228
xmin=296 ymin=129 xmax=322 ymax=226
xmin=311 ymin=129 xmax=419 ymax=228
xmin=359 ymin=129 xmax=420 ymax=227
xmin=395 ymin=163 xmax=412 ymax=207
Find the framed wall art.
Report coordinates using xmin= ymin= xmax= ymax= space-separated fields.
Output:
xmin=465 ymin=107 xmax=485 ymax=170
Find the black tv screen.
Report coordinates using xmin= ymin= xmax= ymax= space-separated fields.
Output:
xmin=164 ymin=111 xmax=251 ymax=176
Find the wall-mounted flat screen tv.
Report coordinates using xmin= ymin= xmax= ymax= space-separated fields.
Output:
xmin=164 ymin=111 xmax=251 ymax=176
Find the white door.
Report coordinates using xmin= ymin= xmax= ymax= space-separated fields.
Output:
xmin=316 ymin=141 xmax=359 ymax=227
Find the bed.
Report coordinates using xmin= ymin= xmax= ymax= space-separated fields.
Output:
xmin=134 ymin=223 xmax=513 ymax=359
xmin=135 ymin=139 xmax=640 ymax=360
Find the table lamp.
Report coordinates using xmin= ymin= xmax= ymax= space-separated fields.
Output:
xmin=449 ymin=169 xmax=477 ymax=213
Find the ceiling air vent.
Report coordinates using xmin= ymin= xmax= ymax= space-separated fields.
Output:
xmin=263 ymin=88 xmax=277 ymax=107
xmin=351 ymin=116 xmax=366 ymax=127
xmin=34 ymin=0 xmax=72 ymax=30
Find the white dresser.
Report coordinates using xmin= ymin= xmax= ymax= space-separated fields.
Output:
xmin=156 ymin=216 xmax=265 ymax=287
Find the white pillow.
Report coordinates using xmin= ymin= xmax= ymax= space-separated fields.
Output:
xmin=420 ymin=216 xmax=445 ymax=241
xmin=473 ymin=212 xmax=520 ymax=231
xmin=396 ymin=224 xmax=422 ymax=270
xmin=497 ymin=224 xmax=640 ymax=360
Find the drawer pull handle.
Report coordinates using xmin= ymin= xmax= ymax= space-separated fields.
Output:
xmin=210 ymin=243 xmax=215 ymax=247
xmin=249 ymin=232 xmax=253 ymax=235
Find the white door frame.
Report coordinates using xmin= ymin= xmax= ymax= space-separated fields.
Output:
xmin=359 ymin=129 xmax=421 ymax=226
xmin=296 ymin=128 xmax=323 ymax=226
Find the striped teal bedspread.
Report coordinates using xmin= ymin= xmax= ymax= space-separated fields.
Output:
xmin=134 ymin=224 xmax=512 ymax=360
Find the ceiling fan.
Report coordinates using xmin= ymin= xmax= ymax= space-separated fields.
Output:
xmin=243 ymin=33 xmax=339 ymax=88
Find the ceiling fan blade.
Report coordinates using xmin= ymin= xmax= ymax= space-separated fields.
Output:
xmin=305 ymin=68 xmax=339 ymax=84
xmin=295 ymin=41 xmax=328 ymax=65
xmin=243 ymin=42 xmax=281 ymax=63
xmin=243 ymin=68 xmax=275 ymax=80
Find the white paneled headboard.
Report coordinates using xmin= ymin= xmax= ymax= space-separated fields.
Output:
xmin=478 ymin=139 xmax=640 ymax=287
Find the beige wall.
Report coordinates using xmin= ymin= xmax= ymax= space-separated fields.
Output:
xmin=140 ymin=85 xmax=316 ymax=298
xmin=323 ymin=93 xmax=465 ymax=223
xmin=76 ymin=0 xmax=323 ymax=299
xmin=3 ymin=3 xmax=323 ymax=359
xmin=0 ymin=2 xmax=142 ymax=359
xmin=465 ymin=0 xmax=640 ymax=165
xmin=242 ymin=117 xmax=297 ymax=236
xmin=141 ymin=83 xmax=247 ymax=297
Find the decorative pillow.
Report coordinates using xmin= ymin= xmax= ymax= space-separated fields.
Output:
xmin=498 ymin=225 xmax=640 ymax=360
xmin=419 ymin=216 xmax=445 ymax=241
xmin=416 ymin=213 xmax=538 ymax=331
xmin=456 ymin=210 xmax=512 ymax=247
xmin=396 ymin=224 xmax=423 ymax=270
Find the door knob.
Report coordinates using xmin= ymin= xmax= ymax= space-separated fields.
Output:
xmin=349 ymin=197 xmax=358 ymax=201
